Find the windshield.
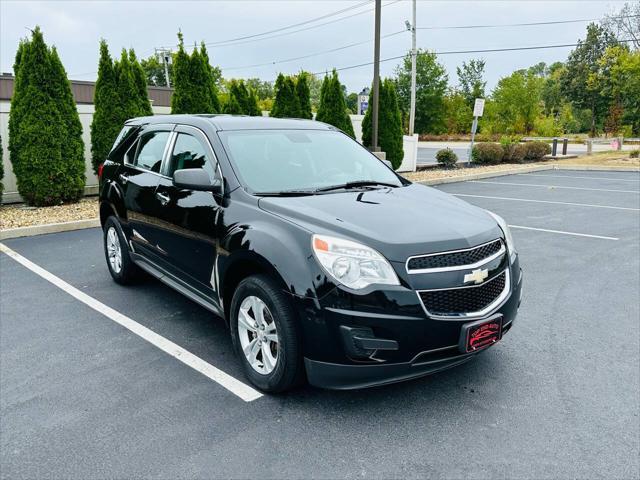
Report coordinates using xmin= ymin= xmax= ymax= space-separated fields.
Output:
xmin=218 ymin=129 xmax=403 ymax=193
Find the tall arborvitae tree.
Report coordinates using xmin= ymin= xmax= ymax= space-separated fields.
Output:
xmin=90 ymin=40 xmax=120 ymax=173
xmin=171 ymin=32 xmax=220 ymax=114
xmin=247 ymin=87 xmax=262 ymax=116
xmin=296 ymin=72 xmax=313 ymax=119
xmin=199 ymin=43 xmax=221 ymax=113
xmin=271 ymin=74 xmax=300 ymax=118
xmin=8 ymin=27 xmax=85 ymax=206
xmin=315 ymin=70 xmax=355 ymax=138
xmin=129 ymin=49 xmax=153 ymax=116
xmin=362 ymin=79 xmax=404 ymax=169
xmin=224 ymin=81 xmax=243 ymax=114
xmin=114 ymin=49 xmax=139 ymax=121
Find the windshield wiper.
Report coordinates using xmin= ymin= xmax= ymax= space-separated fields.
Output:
xmin=314 ymin=180 xmax=399 ymax=193
xmin=254 ymin=189 xmax=318 ymax=197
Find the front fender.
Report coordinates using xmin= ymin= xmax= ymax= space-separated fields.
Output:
xmin=219 ymin=219 xmax=317 ymax=299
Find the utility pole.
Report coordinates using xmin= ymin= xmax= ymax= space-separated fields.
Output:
xmin=155 ymin=48 xmax=172 ymax=88
xmin=371 ymin=0 xmax=382 ymax=151
xmin=408 ymin=0 xmax=417 ymax=135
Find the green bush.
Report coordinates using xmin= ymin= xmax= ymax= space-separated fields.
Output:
xmin=471 ymin=143 xmax=503 ymax=165
xmin=9 ymin=27 xmax=85 ymax=206
xmin=435 ymin=148 xmax=458 ymax=168
xmin=500 ymin=137 xmax=526 ymax=163
xmin=630 ymin=149 xmax=639 ymax=158
xmin=523 ymin=141 xmax=551 ymax=161
xmin=362 ymin=79 xmax=403 ymax=169
xmin=316 ymin=70 xmax=355 ymax=138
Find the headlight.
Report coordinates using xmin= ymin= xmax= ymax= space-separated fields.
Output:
xmin=312 ymin=234 xmax=400 ymax=290
xmin=486 ymin=210 xmax=516 ymax=261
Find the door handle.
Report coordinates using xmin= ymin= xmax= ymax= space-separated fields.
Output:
xmin=156 ymin=192 xmax=170 ymax=206
xmin=118 ymin=173 xmax=129 ymax=184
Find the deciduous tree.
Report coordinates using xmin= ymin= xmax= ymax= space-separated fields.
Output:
xmin=395 ymin=50 xmax=448 ymax=134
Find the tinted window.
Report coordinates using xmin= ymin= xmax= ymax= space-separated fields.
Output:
xmin=135 ymin=131 xmax=170 ymax=173
xmin=218 ymin=130 xmax=401 ymax=193
xmin=167 ymin=133 xmax=217 ymax=181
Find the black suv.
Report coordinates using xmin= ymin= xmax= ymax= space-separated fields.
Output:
xmin=99 ymin=115 xmax=523 ymax=392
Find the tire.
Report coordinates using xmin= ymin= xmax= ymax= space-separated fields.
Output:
xmin=230 ymin=274 xmax=303 ymax=393
xmin=103 ymin=216 xmax=140 ymax=285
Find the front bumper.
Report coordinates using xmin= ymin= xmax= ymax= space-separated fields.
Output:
xmin=297 ymin=261 xmax=523 ymax=390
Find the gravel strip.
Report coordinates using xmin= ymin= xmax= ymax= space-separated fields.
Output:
xmin=401 ymin=163 xmax=552 ymax=183
xmin=0 ymin=198 xmax=99 ymax=230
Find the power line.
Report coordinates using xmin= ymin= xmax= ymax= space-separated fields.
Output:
xmin=221 ymin=30 xmax=406 ymax=72
xmin=417 ymin=14 xmax=640 ymax=30
xmin=202 ymin=0 xmax=371 ymax=46
xmin=157 ymin=0 xmax=401 ymax=50
xmin=309 ymin=39 xmax=635 ymax=76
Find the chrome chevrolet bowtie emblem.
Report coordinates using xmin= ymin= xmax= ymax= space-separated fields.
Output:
xmin=464 ymin=268 xmax=489 ymax=285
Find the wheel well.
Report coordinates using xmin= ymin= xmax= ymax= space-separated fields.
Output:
xmin=99 ymin=202 xmax=115 ymax=227
xmin=221 ymin=258 xmax=288 ymax=322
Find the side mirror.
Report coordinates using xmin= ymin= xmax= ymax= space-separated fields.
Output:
xmin=382 ymin=160 xmax=392 ymax=169
xmin=173 ymin=168 xmax=222 ymax=194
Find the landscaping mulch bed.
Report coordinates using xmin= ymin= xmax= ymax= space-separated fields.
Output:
xmin=0 ymin=197 xmax=99 ymax=230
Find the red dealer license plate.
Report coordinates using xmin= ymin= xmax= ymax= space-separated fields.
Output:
xmin=459 ymin=316 xmax=503 ymax=353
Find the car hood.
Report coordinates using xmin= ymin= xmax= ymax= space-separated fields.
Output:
xmin=258 ymin=183 xmax=503 ymax=262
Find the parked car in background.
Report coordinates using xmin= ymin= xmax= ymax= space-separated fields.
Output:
xmin=99 ymin=115 xmax=523 ymax=392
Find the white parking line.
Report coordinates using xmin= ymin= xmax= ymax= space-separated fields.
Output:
xmin=470 ymin=180 xmax=639 ymax=194
xmin=0 ymin=243 xmax=262 ymax=403
xmin=452 ymin=193 xmax=640 ymax=211
xmin=508 ymin=225 xmax=619 ymax=240
xmin=517 ymin=173 xmax=640 ymax=183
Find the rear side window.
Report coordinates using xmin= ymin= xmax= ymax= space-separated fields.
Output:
xmin=135 ymin=131 xmax=170 ymax=173
xmin=166 ymin=133 xmax=217 ymax=181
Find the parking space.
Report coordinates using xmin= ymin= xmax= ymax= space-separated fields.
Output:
xmin=1 ymin=170 xmax=639 ymax=479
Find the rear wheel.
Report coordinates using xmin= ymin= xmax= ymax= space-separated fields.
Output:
xmin=103 ymin=216 xmax=140 ymax=284
xmin=230 ymin=275 xmax=303 ymax=392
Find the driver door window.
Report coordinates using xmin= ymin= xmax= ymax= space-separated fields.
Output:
xmin=165 ymin=133 xmax=217 ymax=182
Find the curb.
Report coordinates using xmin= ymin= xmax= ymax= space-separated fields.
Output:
xmin=0 ymin=218 xmax=100 ymax=241
xmin=554 ymin=165 xmax=640 ymax=172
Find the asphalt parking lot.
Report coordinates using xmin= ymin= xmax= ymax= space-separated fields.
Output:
xmin=1 ymin=169 xmax=639 ymax=479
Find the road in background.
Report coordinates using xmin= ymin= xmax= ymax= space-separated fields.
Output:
xmin=417 ymin=141 xmax=637 ymax=165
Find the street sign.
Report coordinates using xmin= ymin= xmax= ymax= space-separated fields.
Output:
xmin=473 ymin=98 xmax=485 ymax=117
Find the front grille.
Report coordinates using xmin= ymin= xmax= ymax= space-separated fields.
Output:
xmin=407 ymin=239 xmax=503 ymax=271
xmin=419 ymin=271 xmax=507 ymax=317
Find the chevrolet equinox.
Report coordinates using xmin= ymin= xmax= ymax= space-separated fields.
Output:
xmin=99 ymin=115 xmax=523 ymax=392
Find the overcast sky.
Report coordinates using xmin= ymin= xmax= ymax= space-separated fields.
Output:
xmin=0 ymin=0 xmax=628 ymax=93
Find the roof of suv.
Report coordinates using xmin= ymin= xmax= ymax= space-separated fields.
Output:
xmin=127 ymin=114 xmax=335 ymax=131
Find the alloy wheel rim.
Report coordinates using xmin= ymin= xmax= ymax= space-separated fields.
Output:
xmin=237 ymin=296 xmax=279 ymax=375
xmin=106 ymin=227 xmax=123 ymax=274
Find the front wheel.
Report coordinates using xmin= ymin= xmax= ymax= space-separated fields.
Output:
xmin=230 ymin=275 xmax=303 ymax=393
